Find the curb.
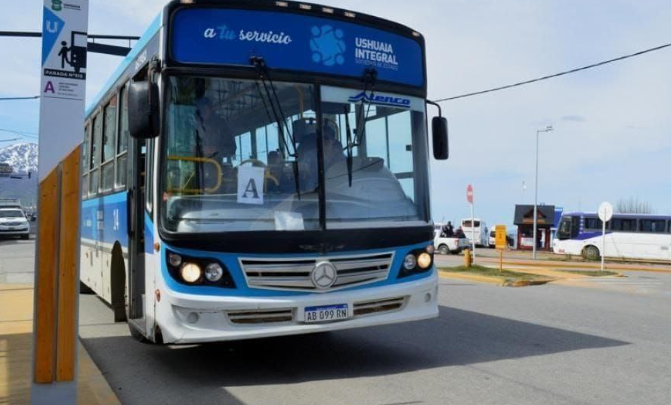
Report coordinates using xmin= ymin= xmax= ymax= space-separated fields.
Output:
xmin=478 ymin=258 xmax=671 ymax=273
xmin=438 ymin=271 xmax=553 ymax=287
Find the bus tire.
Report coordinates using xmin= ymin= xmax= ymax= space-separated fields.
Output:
xmin=79 ymin=281 xmax=94 ymax=294
xmin=438 ymin=244 xmax=449 ymax=255
xmin=110 ymin=243 xmax=127 ymax=323
xmin=583 ymin=245 xmax=600 ymax=261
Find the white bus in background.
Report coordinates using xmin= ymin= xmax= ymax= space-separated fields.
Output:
xmin=461 ymin=218 xmax=488 ymax=247
xmin=553 ymin=212 xmax=671 ymax=261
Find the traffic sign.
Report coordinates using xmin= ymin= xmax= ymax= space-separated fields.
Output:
xmin=495 ymin=225 xmax=507 ymax=250
xmin=598 ymin=202 xmax=614 ymax=222
xmin=466 ymin=184 xmax=473 ymax=204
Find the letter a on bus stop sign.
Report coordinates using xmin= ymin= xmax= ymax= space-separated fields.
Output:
xmin=467 ymin=184 xmax=474 ymax=204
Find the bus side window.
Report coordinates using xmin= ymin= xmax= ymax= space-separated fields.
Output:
xmin=89 ymin=113 xmax=103 ymax=196
xmin=612 ymin=218 xmax=636 ymax=232
xmin=116 ymin=84 xmax=129 ymax=188
xmin=145 ymin=140 xmax=153 ymax=213
xmin=82 ymin=123 xmax=90 ymax=198
xmin=640 ymin=219 xmax=666 ymax=233
xmin=101 ymin=96 xmax=118 ymax=192
xmin=571 ymin=216 xmax=580 ymax=238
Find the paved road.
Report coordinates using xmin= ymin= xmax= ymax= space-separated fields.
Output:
xmin=5 ymin=241 xmax=671 ymax=404
xmin=0 ymin=235 xmax=35 ymax=284
xmin=79 ymin=273 xmax=671 ymax=405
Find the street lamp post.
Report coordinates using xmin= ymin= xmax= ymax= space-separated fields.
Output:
xmin=533 ymin=125 xmax=553 ymax=260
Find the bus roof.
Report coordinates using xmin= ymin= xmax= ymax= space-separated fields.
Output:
xmin=563 ymin=212 xmax=671 ymax=220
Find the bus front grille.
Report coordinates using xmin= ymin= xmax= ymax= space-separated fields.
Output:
xmin=239 ymin=252 xmax=394 ymax=292
xmin=353 ymin=297 xmax=406 ymax=317
xmin=228 ymin=309 xmax=294 ymax=325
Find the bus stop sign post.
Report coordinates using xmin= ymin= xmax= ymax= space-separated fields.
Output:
xmin=467 ymin=184 xmax=475 ymax=260
xmin=32 ymin=1 xmax=88 ymax=404
xmin=598 ymin=202 xmax=614 ymax=273
xmin=495 ymin=225 xmax=507 ymax=274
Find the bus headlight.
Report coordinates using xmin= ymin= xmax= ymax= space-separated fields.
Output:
xmin=168 ymin=253 xmax=183 ymax=267
xmin=403 ymin=254 xmax=417 ymax=270
xmin=417 ymin=253 xmax=432 ymax=269
xmin=181 ymin=263 xmax=202 ymax=283
xmin=204 ymin=263 xmax=224 ymax=282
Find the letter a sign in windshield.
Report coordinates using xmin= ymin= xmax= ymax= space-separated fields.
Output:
xmin=237 ymin=166 xmax=265 ymax=205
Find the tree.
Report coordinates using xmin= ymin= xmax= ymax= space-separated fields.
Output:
xmin=615 ymin=197 xmax=654 ymax=214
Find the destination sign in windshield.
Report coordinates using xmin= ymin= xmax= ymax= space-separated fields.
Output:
xmin=170 ymin=8 xmax=425 ymax=87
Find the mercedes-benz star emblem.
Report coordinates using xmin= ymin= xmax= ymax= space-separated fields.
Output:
xmin=311 ymin=261 xmax=337 ymax=289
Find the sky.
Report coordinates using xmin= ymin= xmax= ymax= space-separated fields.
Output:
xmin=1 ymin=0 xmax=670 ymax=227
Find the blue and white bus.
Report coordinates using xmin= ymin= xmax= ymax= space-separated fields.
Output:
xmin=80 ymin=0 xmax=449 ymax=344
xmin=553 ymin=212 xmax=671 ymax=261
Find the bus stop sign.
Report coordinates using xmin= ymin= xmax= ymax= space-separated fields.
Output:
xmin=495 ymin=225 xmax=507 ymax=250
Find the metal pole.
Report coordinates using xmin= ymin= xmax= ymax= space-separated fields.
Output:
xmin=601 ymin=219 xmax=606 ymax=272
xmin=471 ymin=202 xmax=476 ymax=260
xmin=533 ymin=130 xmax=539 ymax=260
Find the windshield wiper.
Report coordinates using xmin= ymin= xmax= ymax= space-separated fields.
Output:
xmin=343 ymin=68 xmax=377 ymax=187
xmin=354 ymin=68 xmax=377 ymax=147
xmin=250 ymin=56 xmax=301 ymax=199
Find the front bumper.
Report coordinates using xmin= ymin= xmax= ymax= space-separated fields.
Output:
xmin=158 ymin=272 xmax=439 ymax=344
xmin=0 ymin=227 xmax=29 ymax=236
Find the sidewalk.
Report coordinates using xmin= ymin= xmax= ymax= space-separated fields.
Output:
xmin=0 ymin=284 xmax=121 ymax=405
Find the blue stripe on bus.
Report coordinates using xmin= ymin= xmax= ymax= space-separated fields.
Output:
xmin=145 ymin=213 xmax=155 ymax=255
xmin=81 ymin=191 xmax=129 ymax=247
xmin=160 ymin=241 xmax=434 ymax=297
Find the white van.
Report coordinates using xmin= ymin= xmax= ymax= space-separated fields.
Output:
xmin=461 ymin=218 xmax=488 ymax=247
xmin=0 ymin=208 xmax=30 ymax=239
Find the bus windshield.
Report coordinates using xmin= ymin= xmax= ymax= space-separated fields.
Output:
xmin=161 ymin=76 xmax=429 ymax=233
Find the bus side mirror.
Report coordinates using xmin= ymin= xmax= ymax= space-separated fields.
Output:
xmin=432 ymin=116 xmax=449 ymax=160
xmin=128 ymin=80 xmax=159 ymax=139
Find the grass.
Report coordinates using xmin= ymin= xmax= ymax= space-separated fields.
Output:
xmin=439 ymin=265 xmax=552 ymax=285
xmin=554 ymin=269 xmax=620 ymax=277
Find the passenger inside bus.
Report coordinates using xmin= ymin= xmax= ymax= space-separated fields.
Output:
xmin=295 ymin=118 xmax=345 ymax=191
xmin=194 ymin=96 xmax=237 ymax=163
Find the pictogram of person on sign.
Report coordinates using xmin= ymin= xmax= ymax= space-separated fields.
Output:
xmin=58 ymin=41 xmax=71 ymax=69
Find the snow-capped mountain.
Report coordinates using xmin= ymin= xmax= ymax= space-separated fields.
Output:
xmin=0 ymin=142 xmax=38 ymax=174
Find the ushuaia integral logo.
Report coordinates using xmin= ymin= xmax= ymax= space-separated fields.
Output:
xmin=310 ymin=25 xmax=346 ymax=66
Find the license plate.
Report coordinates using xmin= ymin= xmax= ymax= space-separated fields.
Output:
xmin=8 ymin=227 xmax=17 ymax=230
xmin=304 ymin=304 xmax=348 ymax=323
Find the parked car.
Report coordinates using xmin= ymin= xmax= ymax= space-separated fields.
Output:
xmin=0 ymin=207 xmax=31 ymax=239
xmin=488 ymin=229 xmax=497 ymax=248
xmin=434 ymin=235 xmax=470 ymax=255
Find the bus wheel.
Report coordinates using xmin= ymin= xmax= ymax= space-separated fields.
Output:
xmin=438 ymin=244 xmax=449 ymax=255
xmin=583 ymin=245 xmax=600 ymax=261
xmin=79 ymin=281 xmax=94 ymax=294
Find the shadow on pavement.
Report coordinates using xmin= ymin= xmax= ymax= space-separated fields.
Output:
xmin=80 ymin=305 xmax=628 ymax=405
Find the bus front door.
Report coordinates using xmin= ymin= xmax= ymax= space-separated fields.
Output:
xmin=127 ymin=138 xmax=146 ymax=334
